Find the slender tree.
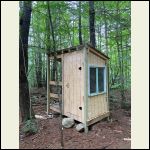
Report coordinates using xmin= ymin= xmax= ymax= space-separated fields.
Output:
xmin=102 ymin=1 xmax=108 ymax=55
xmin=47 ymin=1 xmax=57 ymax=80
xmin=116 ymin=1 xmax=126 ymax=107
xmin=36 ymin=30 xmax=42 ymax=87
xmin=79 ymin=1 xmax=82 ymax=44
xmin=89 ymin=1 xmax=96 ymax=48
xmin=19 ymin=1 xmax=34 ymax=122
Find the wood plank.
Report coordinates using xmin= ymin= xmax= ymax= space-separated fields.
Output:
xmin=50 ymin=93 xmax=62 ymax=99
xmin=80 ymin=52 xmax=84 ymax=122
xmin=96 ymin=96 xmax=99 ymax=116
xmin=75 ymin=52 xmax=82 ymax=121
xmin=87 ymin=112 xmax=110 ymax=126
xmin=47 ymin=55 xmax=50 ymax=115
xmin=62 ymin=54 xmax=64 ymax=114
xmin=49 ymin=81 xmax=62 ymax=86
xmin=94 ymin=53 xmax=97 ymax=118
xmin=68 ymin=55 xmax=71 ymax=117
xmin=106 ymin=60 xmax=110 ymax=112
xmin=88 ymin=52 xmax=92 ymax=119
xmin=74 ymin=53 xmax=78 ymax=118
xmin=75 ymin=53 xmax=78 ymax=120
xmin=99 ymin=96 xmax=102 ymax=115
xmin=87 ymin=43 xmax=109 ymax=59
xmin=101 ymin=95 xmax=104 ymax=115
xmin=89 ymin=47 xmax=109 ymax=61
xmin=83 ymin=46 xmax=88 ymax=133
xmin=70 ymin=54 xmax=74 ymax=118
xmin=63 ymin=53 xmax=70 ymax=118
xmin=50 ymin=104 xmax=60 ymax=113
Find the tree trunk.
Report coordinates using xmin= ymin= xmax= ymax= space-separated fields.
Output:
xmin=72 ymin=19 xmax=75 ymax=45
xmin=99 ymin=23 xmax=102 ymax=50
xmin=89 ymin=1 xmax=96 ymax=48
xmin=120 ymin=29 xmax=126 ymax=105
xmin=19 ymin=1 xmax=34 ymax=122
xmin=35 ymin=32 xmax=42 ymax=88
xmin=42 ymin=53 xmax=46 ymax=87
xmin=116 ymin=1 xmax=126 ymax=108
xmin=35 ymin=21 xmax=43 ymax=88
xmin=36 ymin=51 xmax=42 ymax=88
xmin=47 ymin=2 xmax=64 ymax=148
xmin=102 ymin=1 xmax=108 ymax=55
xmin=47 ymin=1 xmax=57 ymax=81
xmin=79 ymin=1 xmax=82 ymax=45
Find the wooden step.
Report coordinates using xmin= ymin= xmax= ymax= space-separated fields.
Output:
xmin=49 ymin=81 xmax=62 ymax=86
xmin=50 ymin=103 xmax=60 ymax=113
xmin=50 ymin=93 xmax=62 ymax=99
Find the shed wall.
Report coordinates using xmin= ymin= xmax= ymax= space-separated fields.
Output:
xmin=88 ymin=51 xmax=109 ymax=121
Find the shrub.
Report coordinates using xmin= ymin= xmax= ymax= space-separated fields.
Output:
xmin=22 ymin=119 xmax=38 ymax=135
xmin=121 ymin=101 xmax=131 ymax=110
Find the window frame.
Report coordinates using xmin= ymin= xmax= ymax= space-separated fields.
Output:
xmin=88 ymin=65 xmax=106 ymax=96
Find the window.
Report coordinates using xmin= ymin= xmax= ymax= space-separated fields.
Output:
xmin=89 ymin=66 xmax=106 ymax=96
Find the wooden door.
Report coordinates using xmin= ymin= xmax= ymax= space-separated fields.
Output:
xmin=63 ymin=51 xmax=84 ymax=122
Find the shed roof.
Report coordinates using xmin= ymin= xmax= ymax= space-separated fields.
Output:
xmin=48 ymin=43 xmax=109 ymax=60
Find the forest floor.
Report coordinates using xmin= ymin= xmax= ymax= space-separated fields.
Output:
xmin=19 ymin=88 xmax=131 ymax=149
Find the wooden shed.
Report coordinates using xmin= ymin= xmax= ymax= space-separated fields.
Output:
xmin=47 ymin=43 xmax=110 ymax=132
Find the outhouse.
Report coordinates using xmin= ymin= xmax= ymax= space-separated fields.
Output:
xmin=46 ymin=43 xmax=110 ymax=132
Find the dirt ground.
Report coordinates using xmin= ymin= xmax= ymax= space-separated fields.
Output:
xmin=19 ymin=88 xmax=131 ymax=149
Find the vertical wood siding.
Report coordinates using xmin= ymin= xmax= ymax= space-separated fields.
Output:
xmin=63 ymin=50 xmax=84 ymax=122
xmin=88 ymin=51 xmax=109 ymax=121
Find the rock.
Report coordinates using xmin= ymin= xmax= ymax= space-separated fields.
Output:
xmin=35 ymin=115 xmax=47 ymax=119
xmin=124 ymin=138 xmax=131 ymax=141
xmin=62 ymin=118 xmax=75 ymax=128
xmin=76 ymin=123 xmax=85 ymax=132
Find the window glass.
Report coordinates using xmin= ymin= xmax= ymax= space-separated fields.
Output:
xmin=90 ymin=67 xmax=96 ymax=93
xmin=98 ymin=67 xmax=105 ymax=92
